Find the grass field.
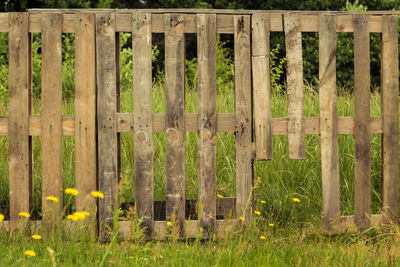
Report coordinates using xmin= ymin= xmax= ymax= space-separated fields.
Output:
xmin=0 ymin=80 xmax=396 ymax=266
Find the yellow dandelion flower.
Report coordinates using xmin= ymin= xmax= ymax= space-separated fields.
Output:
xmin=260 ymin=235 xmax=266 ymax=240
xmin=31 ymin=234 xmax=42 ymax=240
xmin=166 ymin=221 xmax=172 ymax=227
xmin=24 ymin=250 xmax=36 ymax=257
xmin=81 ymin=211 xmax=90 ymax=217
xmin=292 ymin=198 xmax=300 ymax=203
xmin=18 ymin=212 xmax=30 ymax=218
xmin=260 ymin=200 xmax=266 ymax=204
xmin=91 ymin=191 xmax=104 ymax=199
xmin=269 ymin=223 xmax=274 ymax=227
xmin=65 ymin=188 xmax=79 ymax=196
xmin=254 ymin=211 xmax=261 ymax=215
xmin=0 ymin=214 xmax=4 ymax=223
xmin=66 ymin=214 xmax=78 ymax=221
xmin=239 ymin=216 xmax=245 ymax=221
xmin=45 ymin=196 xmax=59 ymax=202
xmin=73 ymin=212 xmax=85 ymax=220
xmin=217 ymin=194 xmax=223 ymax=198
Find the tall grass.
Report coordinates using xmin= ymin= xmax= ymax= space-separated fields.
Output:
xmin=0 ymin=83 xmax=386 ymax=228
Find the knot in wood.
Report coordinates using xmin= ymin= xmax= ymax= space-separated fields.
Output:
xmin=135 ymin=131 xmax=148 ymax=143
xmin=166 ymin=128 xmax=181 ymax=145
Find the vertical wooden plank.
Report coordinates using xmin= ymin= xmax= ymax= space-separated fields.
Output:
xmin=252 ymin=13 xmax=273 ymax=160
xmin=164 ymin=14 xmax=186 ymax=237
xmin=353 ymin=15 xmax=371 ymax=231
xmin=284 ymin=13 xmax=305 ymax=160
xmin=41 ymin=13 xmax=63 ymax=222
xmin=197 ymin=13 xmax=217 ymax=237
xmin=96 ymin=12 xmax=118 ymax=237
xmin=132 ymin=13 xmax=154 ymax=237
xmin=234 ymin=15 xmax=252 ymax=224
xmin=75 ymin=13 xmax=97 ymax=215
xmin=381 ymin=15 xmax=399 ymax=225
xmin=8 ymin=12 xmax=32 ymax=225
xmin=319 ymin=14 xmax=340 ymax=232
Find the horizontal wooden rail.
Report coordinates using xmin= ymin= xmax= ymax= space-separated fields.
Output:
xmin=121 ymin=198 xmax=235 ymax=220
xmin=119 ymin=219 xmax=235 ymax=239
xmin=0 ymin=115 xmax=383 ymax=136
xmin=27 ymin=8 xmax=400 ymax=15
xmin=0 ymin=13 xmax=387 ymax=33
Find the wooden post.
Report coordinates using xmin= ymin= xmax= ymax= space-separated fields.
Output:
xmin=353 ymin=15 xmax=371 ymax=231
xmin=75 ymin=13 xmax=97 ymax=217
xmin=96 ymin=12 xmax=118 ymax=238
xmin=319 ymin=14 xmax=340 ymax=232
xmin=41 ymin=13 xmax=63 ymax=224
xmin=164 ymin=14 xmax=186 ymax=237
xmin=132 ymin=12 xmax=154 ymax=237
xmin=381 ymin=15 xmax=399 ymax=225
xmin=197 ymin=13 xmax=217 ymax=237
xmin=234 ymin=15 xmax=252 ymax=224
xmin=284 ymin=13 xmax=305 ymax=160
xmin=252 ymin=13 xmax=273 ymax=160
xmin=8 ymin=12 xmax=32 ymax=226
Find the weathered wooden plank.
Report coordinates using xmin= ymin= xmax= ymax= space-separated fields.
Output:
xmin=353 ymin=15 xmax=371 ymax=231
xmin=8 ymin=12 xmax=32 ymax=225
xmin=252 ymin=13 xmax=273 ymax=160
xmin=7 ymin=12 xmax=387 ymax=34
xmin=96 ymin=12 xmax=118 ymax=238
xmin=118 ymin=219 xmax=235 ymax=239
xmin=197 ymin=13 xmax=217 ymax=237
xmin=381 ymin=16 xmax=399 ymax=225
xmin=0 ymin=114 xmax=383 ymax=138
xmin=284 ymin=13 xmax=305 ymax=159
xmin=41 ymin=13 xmax=63 ymax=222
xmin=132 ymin=12 xmax=154 ymax=237
xmin=0 ymin=114 xmax=384 ymax=138
xmin=164 ymin=14 xmax=186 ymax=237
xmin=234 ymin=15 xmax=253 ymax=224
xmin=116 ymin=114 xmax=384 ymax=135
xmin=121 ymin=198 xmax=235 ymax=221
xmin=75 ymin=13 xmax=97 ymax=215
xmin=319 ymin=14 xmax=340 ymax=232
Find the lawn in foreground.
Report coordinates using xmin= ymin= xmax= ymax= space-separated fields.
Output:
xmin=1 ymin=224 xmax=400 ymax=266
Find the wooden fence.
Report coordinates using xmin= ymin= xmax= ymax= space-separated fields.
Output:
xmin=0 ymin=9 xmax=399 ymax=238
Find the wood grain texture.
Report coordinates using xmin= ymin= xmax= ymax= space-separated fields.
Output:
xmin=353 ymin=15 xmax=371 ymax=231
xmin=252 ymin=13 xmax=273 ymax=160
xmin=381 ymin=15 xmax=399 ymax=225
xmin=75 ymin=13 xmax=97 ymax=215
xmin=0 ymin=114 xmax=385 ymax=137
xmin=19 ymin=12 xmax=394 ymax=34
xmin=41 ymin=13 xmax=63 ymax=222
xmin=197 ymin=13 xmax=217 ymax=237
xmin=116 ymin=114 xmax=384 ymax=135
xmin=121 ymin=198 xmax=235 ymax=221
xmin=8 ymin=12 xmax=32 ymax=225
xmin=319 ymin=14 xmax=340 ymax=232
xmin=132 ymin=12 xmax=154 ymax=237
xmin=164 ymin=14 xmax=186 ymax=237
xmin=118 ymin=219 xmax=235 ymax=239
xmin=284 ymin=13 xmax=305 ymax=159
xmin=234 ymin=15 xmax=253 ymax=224
xmin=96 ymin=12 xmax=118 ymax=238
